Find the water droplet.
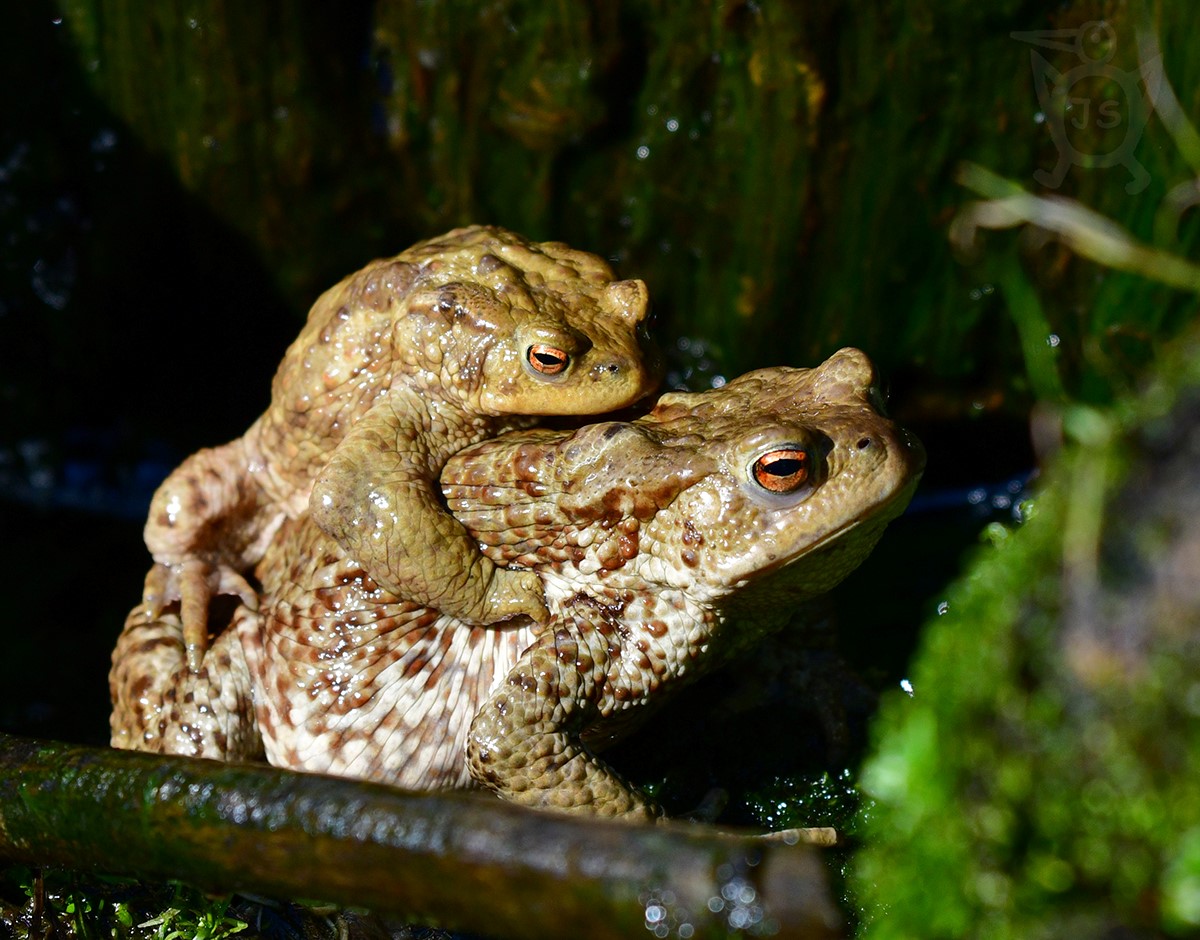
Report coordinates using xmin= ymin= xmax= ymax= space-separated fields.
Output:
xmin=1047 ymin=333 xmax=1061 ymax=347
xmin=900 ymin=678 xmax=915 ymax=696
xmin=1034 ymin=111 xmax=1046 ymax=124
xmin=31 ymin=252 xmax=76 ymax=310
xmin=91 ymin=128 xmax=117 ymax=154
xmin=666 ymin=117 xmax=679 ymax=132
xmin=636 ymin=145 xmax=650 ymax=160
xmin=936 ymin=600 xmax=949 ymax=615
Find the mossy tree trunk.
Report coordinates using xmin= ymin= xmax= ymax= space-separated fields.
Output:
xmin=43 ymin=1 xmax=1200 ymax=401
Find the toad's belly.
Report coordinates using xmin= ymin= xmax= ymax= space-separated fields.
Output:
xmin=245 ymin=600 xmax=539 ymax=789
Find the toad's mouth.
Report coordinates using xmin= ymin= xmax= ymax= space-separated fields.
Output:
xmin=754 ymin=470 xmax=924 ymax=584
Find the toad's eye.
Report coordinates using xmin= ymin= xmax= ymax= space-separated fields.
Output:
xmin=752 ymin=448 xmax=809 ymax=493
xmin=527 ymin=344 xmax=570 ymax=375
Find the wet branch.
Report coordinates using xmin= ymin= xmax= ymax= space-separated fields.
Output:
xmin=0 ymin=734 xmax=841 ymax=939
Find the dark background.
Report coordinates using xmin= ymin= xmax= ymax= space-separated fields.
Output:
xmin=1 ymin=1 xmax=1192 ymax=790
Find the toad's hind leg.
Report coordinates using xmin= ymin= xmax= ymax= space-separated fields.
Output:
xmin=310 ymin=397 xmax=547 ymax=627
xmin=143 ymin=435 xmax=282 ymax=670
xmin=142 ymin=561 xmax=258 ymax=673
xmin=109 ymin=601 xmax=263 ymax=760
xmin=465 ymin=618 xmax=660 ymax=821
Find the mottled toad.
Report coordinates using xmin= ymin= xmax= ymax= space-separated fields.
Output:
xmin=141 ymin=226 xmax=658 ymax=670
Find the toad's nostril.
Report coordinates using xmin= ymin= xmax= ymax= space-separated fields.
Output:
xmin=857 ymin=437 xmax=872 ymax=450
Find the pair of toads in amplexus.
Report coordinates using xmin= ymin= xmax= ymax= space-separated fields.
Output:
xmin=110 ymin=225 xmax=925 ymax=823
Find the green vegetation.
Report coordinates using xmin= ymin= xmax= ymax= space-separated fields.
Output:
xmin=850 ymin=13 xmax=1200 ymax=932
xmin=1 ymin=869 xmax=248 ymax=940
xmin=33 ymin=1 xmax=1199 ymax=392
xmin=851 ymin=333 xmax=1200 ymax=936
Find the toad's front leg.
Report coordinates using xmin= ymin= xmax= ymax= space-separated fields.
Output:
xmin=465 ymin=618 xmax=660 ymax=821
xmin=310 ymin=397 xmax=547 ymax=627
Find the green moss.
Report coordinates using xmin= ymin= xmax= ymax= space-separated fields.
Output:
xmin=851 ymin=342 xmax=1200 ymax=937
xmin=42 ymin=1 xmax=1200 ymax=396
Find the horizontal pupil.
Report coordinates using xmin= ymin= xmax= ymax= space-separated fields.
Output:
xmin=763 ymin=458 xmax=803 ymax=476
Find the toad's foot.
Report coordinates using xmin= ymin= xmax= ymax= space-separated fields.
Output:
xmin=143 ymin=559 xmax=259 ymax=672
xmin=109 ymin=601 xmax=262 ymax=759
xmin=466 ymin=618 xmax=659 ymax=820
xmin=476 ymin=565 xmax=548 ymax=626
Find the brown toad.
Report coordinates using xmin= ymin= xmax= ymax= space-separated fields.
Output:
xmin=111 ymin=349 xmax=923 ymax=821
xmin=141 ymin=226 xmax=658 ymax=669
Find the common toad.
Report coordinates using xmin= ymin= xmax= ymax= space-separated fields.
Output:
xmin=111 ymin=349 xmax=923 ymax=820
xmin=140 ymin=226 xmax=658 ymax=670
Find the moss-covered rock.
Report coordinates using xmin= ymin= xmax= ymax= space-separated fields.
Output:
xmin=852 ymin=334 xmax=1200 ymax=937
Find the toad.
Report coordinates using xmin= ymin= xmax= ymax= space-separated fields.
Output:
xmin=111 ymin=349 xmax=923 ymax=821
xmin=140 ymin=226 xmax=658 ymax=670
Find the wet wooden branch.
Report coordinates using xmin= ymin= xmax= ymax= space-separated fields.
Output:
xmin=0 ymin=734 xmax=841 ymax=939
